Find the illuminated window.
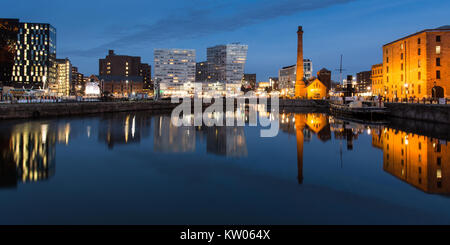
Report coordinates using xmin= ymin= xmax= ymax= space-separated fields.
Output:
xmin=437 ymin=169 xmax=442 ymax=178
xmin=436 ymin=46 xmax=441 ymax=54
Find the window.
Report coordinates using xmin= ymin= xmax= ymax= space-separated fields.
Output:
xmin=418 ymin=48 xmax=421 ymax=55
xmin=401 ymin=74 xmax=404 ymax=81
xmin=401 ymin=53 xmax=404 ymax=60
xmin=436 ymin=35 xmax=441 ymax=42
xmin=418 ymin=60 xmax=421 ymax=68
xmin=437 ymin=58 xmax=441 ymax=66
xmin=437 ymin=157 xmax=442 ymax=166
xmin=436 ymin=46 xmax=441 ymax=54
xmin=418 ymin=38 xmax=421 ymax=44
xmin=437 ymin=70 xmax=441 ymax=79
xmin=401 ymin=63 xmax=404 ymax=70
xmin=386 ymin=66 xmax=389 ymax=73
xmin=419 ymin=142 xmax=422 ymax=150
xmin=386 ymin=57 xmax=389 ymax=63
xmin=418 ymin=72 xmax=421 ymax=80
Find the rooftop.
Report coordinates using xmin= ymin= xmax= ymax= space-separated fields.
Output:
xmin=383 ymin=25 xmax=450 ymax=46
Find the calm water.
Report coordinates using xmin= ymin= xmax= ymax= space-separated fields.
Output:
xmin=0 ymin=110 xmax=449 ymax=225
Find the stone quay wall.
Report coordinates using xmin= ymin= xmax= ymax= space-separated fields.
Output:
xmin=385 ymin=103 xmax=450 ymax=124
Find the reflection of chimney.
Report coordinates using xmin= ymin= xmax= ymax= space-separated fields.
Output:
xmin=295 ymin=26 xmax=306 ymax=98
xmin=108 ymin=50 xmax=115 ymax=56
xmin=295 ymin=114 xmax=306 ymax=184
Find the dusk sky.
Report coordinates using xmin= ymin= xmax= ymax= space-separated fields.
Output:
xmin=2 ymin=0 xmax=449 ymax=81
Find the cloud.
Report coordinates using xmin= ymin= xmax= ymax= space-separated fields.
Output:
xmin=66 ymin=0 xmax=356 ymax=57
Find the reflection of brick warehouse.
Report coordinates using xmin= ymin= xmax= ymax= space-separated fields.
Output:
xmin=382 ymin=26 xmax=450 ymax=100
xmin=99 ymin=75 xmax=144 ymax=97
xmin=380 ymin=128 xmax=450 ymax=194
xmin=98 ymin=113 xmax=151 ymax=149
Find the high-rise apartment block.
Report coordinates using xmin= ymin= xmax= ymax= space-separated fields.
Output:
xmin=154 ymin=49 xmax=196 ymax=94
xmin=55 ymin=58 xmax=71 ymax=97
xmin=207 ymin=43 xmax=248 ymax=92
xmin=0 ymin=18 xmax=56 ymax=89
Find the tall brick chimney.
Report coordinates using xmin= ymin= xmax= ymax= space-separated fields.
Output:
xmin=295 ymin=26 xmax=306 ymax=98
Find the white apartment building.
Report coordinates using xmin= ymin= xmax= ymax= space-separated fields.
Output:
xmin=154 ymin=49 xmax=196 ymax=96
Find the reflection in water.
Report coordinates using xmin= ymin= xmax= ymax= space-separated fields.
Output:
xmin=372 ymin=128 xmax=450 ymax=194
xmin=99 ymin=113 xmax=151 ymax=149
xmin=154 ymin=115 xmax=196 ymax=153
xmin=0 ymin=110 xmax=448 ymax=196
xmin=0 ymin=122 xmax=56 ymax=188
xmin=153 ymin=114 xmax=248 ymax=157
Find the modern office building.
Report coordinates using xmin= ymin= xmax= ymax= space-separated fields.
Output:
xmin=71 ymin=66 xmax=85 ymax=96
xmin=382 ymin=25 xmax=450 ymax=101
xmin=99 ymin=50 xmax=151 ymax=89
xmin=278 ymin=58 xmax=314 ymax=94
xmin=279 ymin=65 xmax=296 ymax=93
xmin=154 ymin=49 xmax=196 ymax=95
xmin=0 ymin=18 xmax=56 ymax=90
xmin=207 ymin=43 xmax=248 ymax=92
xmin=195 ymin=61 xmax=209 ymax=82
xmin=371 ymin=64 xmax=383 ymax=96
xmin=356 ymin=70 xmax=372 ymax=94
xmin=55 ymin=58 xmax=71 ymax=97
xmin=304 ymin=59 xmax=313 ymax=79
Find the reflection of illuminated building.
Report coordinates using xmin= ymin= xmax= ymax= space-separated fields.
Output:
xmin=99 ymin=113 xmax=151 ymax=149
xmin=0 ymin=122 xmax=56 ymax=187
xmin=204 ymin=126 xmax=248 ymax=157
xmin=153 ymin=115 xmax=196 ymax=153
xmin=283 ymin=113 xmax=330 ymax=184
xmin=377 ymin=128 xmax=450 ymax=194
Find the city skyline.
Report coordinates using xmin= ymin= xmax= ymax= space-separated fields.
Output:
xmin=2 ymin=0 xmax=448 ymax=82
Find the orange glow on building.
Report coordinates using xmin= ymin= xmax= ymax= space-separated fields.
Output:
xmin=382 ymin=26 xmax=450 ymax=101
xmin=373 ymin=128 xmax=450 ymax=194
xmin=371 ymin=63 xmax=383 ymax=96
xmin=306 ymin=78 xmax=328 ymax=100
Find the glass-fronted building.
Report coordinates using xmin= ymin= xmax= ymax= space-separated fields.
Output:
xmin=207 ymin=43 xmax=248 ymax=93
xmin=0 ymin=18 xmax=56 ymax=90
xmin=154 ymin=49 xmax=196 ymax=96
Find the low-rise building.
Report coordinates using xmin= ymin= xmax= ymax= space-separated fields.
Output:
xmin=371 ymin=64 xmax=383 ymax=96
xmin=99 ymin=75 xmax=144 ymax=97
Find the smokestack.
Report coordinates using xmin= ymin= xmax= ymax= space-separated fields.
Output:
xmin=295 ymin=26 xmax=306 ymax=98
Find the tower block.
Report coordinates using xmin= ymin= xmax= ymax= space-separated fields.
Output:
xmin=295 ymin=26 xmax=307 ymax=98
